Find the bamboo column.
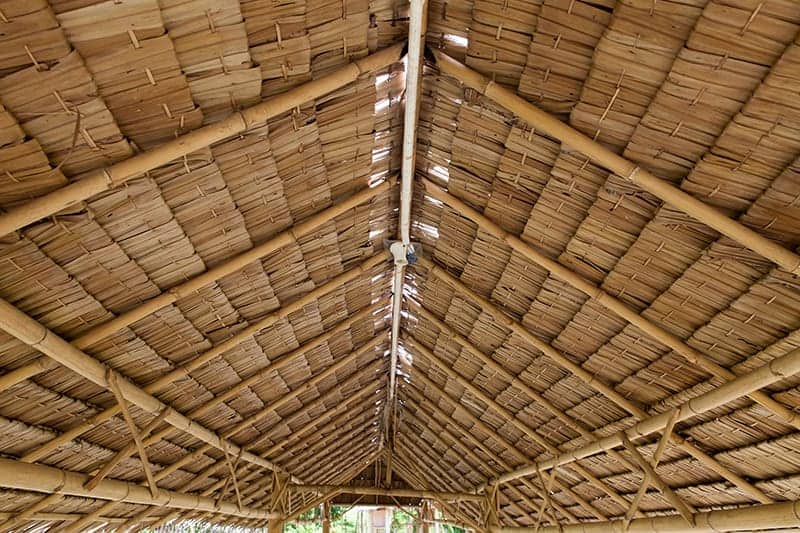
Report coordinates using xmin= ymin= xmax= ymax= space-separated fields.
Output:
xmin=323 ymin=500 xmax=331 ymax=533
xmin=428 ymin=49 xmax=800 ymax=276
xmin=495 ymin=344 xmax=800 ymax=484
xmin=421 ymin=178 xmax=800 ymax=432
xmin=492 ymin=500 xmax=800 ymax=533
xmin=0 ymin=44 xmax=405 ymax=237
xmin=0 ymin=458 xmax=279 ymax=521
xmin=415 ymin=256 xmax=770 ymax=504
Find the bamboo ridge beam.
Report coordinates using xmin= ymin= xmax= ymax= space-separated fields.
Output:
xmin=429 ymin=49 xmax=800 ymax=276
xmin=0 ymin=180 xmax=394 ymax=396
xmin=495 ymin=344 xmax=800 ymax=484
xmin=0 ymin=458 xmax=279 ymax=520
xmin=492 ymin=500 xmax=800 ymax=533
xmin=0 ymin=44 xmax=405 ymax=237
xmin=415 ymin=257 xmax=770 ymax=503
xmin=286 ymin=484 xmax=484 ymax=504
xmin=421 ymin=178 xmax=800 ymax=431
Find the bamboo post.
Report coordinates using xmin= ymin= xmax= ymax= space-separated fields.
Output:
xmin=0 ymin=44 xmax=405 ymax=237
xmin=0 ymin=458 xmax=279 ymax=520
xmin=494 ymin=344 xmax=800 ymax=484
xmin=0 ymin=180 xmax=393 ymax=396
xmin=428 ymin=48 xmax=800 ymax=276
xmin=415 ymin=256 xmax=770 ymax=504
xmin=421 ymin=178 xmax=800 ymax=432
xmin=323 ymin=500 xmax=331 ymax=533
xmin=491 ymin=500 xmax=800 ymax=533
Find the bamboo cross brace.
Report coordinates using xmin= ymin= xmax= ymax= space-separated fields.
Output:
xmin=0 ymin=44 xmax=405 ymax=237
xmin=624 ymin=410 xmax=680 ymax=524
xmin=492 ymin=344 xmax=800 ymax=485
xmin=620 ymin=434 xmax=695 ymax=525
xmin=222 ymin=445 xmax=244 ymax=511
xmin=415 ymin=254 xmax=770 ymax=503
xmin=105 ymin=370 xmax=158 ymax=498
xmin=421 ymin=178 xmax=800 ymax=432
xmin=85 ymin=406 xmax=170 ymax=491
xmin=428 ymin=48 xmax=800 ymax=276
xmin=404 ymin=333 xmax=606 ymax=520
xmin=533 ymin=466 xmax=556 ymax=533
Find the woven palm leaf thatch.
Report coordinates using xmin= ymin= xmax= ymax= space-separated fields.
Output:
xmin=0 ymin=0 xmax=799 ymax=531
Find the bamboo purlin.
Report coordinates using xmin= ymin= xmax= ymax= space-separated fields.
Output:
xmin=1 ymin=0 xmax=800 ymax=530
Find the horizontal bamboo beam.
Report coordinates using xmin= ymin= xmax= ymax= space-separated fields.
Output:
xmin=492 ymin=500 xmax=800 ymax=533
xmin=422 ymin=178 xmax=800 ymax=432
xmin=429 ymin=48 xmax=800 ymax=276
xmin=287 ymin=486 xmax=486 ymax=502
xmin=0 ymin=179 xmax=393 ymax=396
xmin=495 ymin=344 xmax=800 ymax=484
xmin=0 ymin=44 xmax=405 ymax=237
xmin=0 ymin=458 xmax=279 ymax=520
xmin=0 ymin=295 xmax=288 ymax=476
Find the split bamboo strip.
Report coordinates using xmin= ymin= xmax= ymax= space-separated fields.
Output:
xmin=493 ymin=500 xmax=800 ymax=533
xmin=0 ymin=180 xmax=394 ymax=396
xmin=410 ymin=301 xmax=636 ymax=512
xmin=0 ymin=296 xmax=290 ymax=476
xmin=23 ymin=252 xmax=388 ymax=463
xmin=0 ymin=494 xmax=64 ymax=533
xmin=0 ymin=458 xmax=280 ymax=520
xmin=404 ymin=333 xmax=607 ymax=520
xmin=0 ymin=43 xmax=405 ymax=237
xmin=290 ymin=485 xmax=484 ymax=501
xmin=415 ymin=256 xmax=771 ymax=504
xmin=496 ymin=345 xmax=800 ymax=484
xmin=429 ymin=49 xmax=800 ymax=277
xmin=421 ymin=178 xmax=800 ymax=432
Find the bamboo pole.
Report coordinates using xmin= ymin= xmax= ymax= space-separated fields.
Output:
xmin=400 ymin=404 xmax=550 ymax=524
xmin=495 ymin=344 xmax=800 ymax=484
xmin=428 ymin=49 xmax=800 ymax=276
xmin=290 ymin=485 xmax=485 ymax=501
xmin=0 ymin=44 xmax=405 ymax=237
xmin=402 ymin=373 xmax=576 ymax=523
xmin=409 ymin=302 xmax=636 ymax=512
xmin=0 ymin=180 xmax=393 ymax=396
xmin=403 ymin=334 xmax=606 ymax=521
xmin=421 ymin=178 xmax=800 ymax=432
xmin=0 ymin=458 xmax=280 ymax=520
xmin=492 ymin=500 xmax=800 ymax=533
xmin=0 ymin=297 xmax=296 ymax=477
xmin=415 ymin=256 xmax=770 ymax=504
xmin=22 ymin=252 xmax=388 ymax=464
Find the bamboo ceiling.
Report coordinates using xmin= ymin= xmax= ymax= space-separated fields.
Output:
xmin=0 ymin=0 xmax=799 ymax=531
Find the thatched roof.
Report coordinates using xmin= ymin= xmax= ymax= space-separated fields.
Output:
xmin=0 ymin=0 xmax=799 ymax=531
